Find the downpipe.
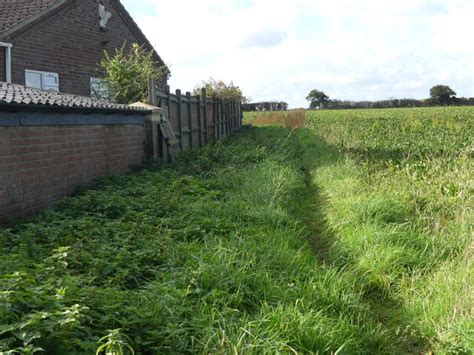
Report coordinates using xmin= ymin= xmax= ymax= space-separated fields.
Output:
xmin=0 ymin=41 xmax=12 ymax=83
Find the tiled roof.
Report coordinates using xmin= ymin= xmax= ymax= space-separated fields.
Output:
xmin=0 ymin=0 xmax=58 ymax=34
xmin=0 ymin=81 xmax=148 ymax=113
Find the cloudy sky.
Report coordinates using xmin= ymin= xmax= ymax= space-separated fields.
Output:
xmin=122 ymin=0 xmax=473 ymax=108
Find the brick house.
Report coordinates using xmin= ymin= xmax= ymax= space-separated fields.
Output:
xmin=0 ymin=0 xmax=166 ymax=97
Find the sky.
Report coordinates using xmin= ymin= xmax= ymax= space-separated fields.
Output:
xmin=122 ymin=0 xmax=474 ymax=108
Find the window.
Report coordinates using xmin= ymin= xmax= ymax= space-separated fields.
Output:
xmin=25 ymin=70 xmax=59 ymax=91
xmin=90 ymin=77 xmax=109 ymax=99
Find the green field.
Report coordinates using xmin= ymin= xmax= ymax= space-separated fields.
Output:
xmin=1 ymin=107 xmax=473 ymax=353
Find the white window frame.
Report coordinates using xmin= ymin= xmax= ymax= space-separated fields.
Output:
xmin=25 ymin=69 xmax=59 ymax=92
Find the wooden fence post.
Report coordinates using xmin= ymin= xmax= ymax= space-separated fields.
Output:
xmin=238 ymin=101 xmax=241 ymax=129
xmin=202 ymin=88 xmax=208 ymax=144
xmin=214 ymin=97 xmax=219 ymax=140
xmin=228 ymin=101 xmax=232 ymax=135
xmin=239 ymin=102 xmax=243 ymax=128
xmin=228 ymin=101 xmax=231 ymax=135
xmin=222 ymin=99 xmax=225 ymax=138
xmin=225 ymin=101 xmax=229 ymax=137
xmin=235 ymin=101 xmax=238 ymax=130
xmin=221 ymin=100 xmax=225 ymax=137
xmin=197 ymin=92 xmax=203 ymax=147
xmin=218 ymin=99 xmax=222 ymax=138
xmin=186 ymin=92 xmax=193 ymax=149
xmin=176 ymin=89 xmax=183 ymax=151
xmin=232 ymin=101 xmax=236 ymax=133
xmin=224 ymin=100 xmax=227 ymax=137
xmin=148 ymin=78 xmax=157 ymax=106
xmin=237 ymin=101 xmax=241 ymax=129
xmin=165 ymin=85 xmax=171 ymax=121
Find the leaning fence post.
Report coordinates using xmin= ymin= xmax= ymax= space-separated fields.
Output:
xmin=176 ymin=89 xmax=183 ymax=151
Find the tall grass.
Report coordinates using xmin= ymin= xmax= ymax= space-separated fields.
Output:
xmin=302 ymin=107 xmax=473 ymax=353
xmin=246 ymin=109 xmax=306 ymax=129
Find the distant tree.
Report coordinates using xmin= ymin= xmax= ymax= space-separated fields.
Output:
xmin=95 ymin=43 xmax=169 ymax=104
xmin=193 ymin=78 xmax=249 ymax=104
xmin=430 ymin=85 xmax=457 ymax=106
xmin=306 ymin=90 xmax=329 ymax=109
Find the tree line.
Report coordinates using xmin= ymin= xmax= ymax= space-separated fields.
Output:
xmin=306 ymin=86 xmax=474 ymax=110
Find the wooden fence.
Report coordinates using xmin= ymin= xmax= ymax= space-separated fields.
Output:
xmin=148 ymin=80 xmax=243 ymax=155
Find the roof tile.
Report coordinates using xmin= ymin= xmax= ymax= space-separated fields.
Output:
xmin=0 ymin=0 xmax=58 ymax=34
xmin=0 ymin=81 xmax=149 ymax=113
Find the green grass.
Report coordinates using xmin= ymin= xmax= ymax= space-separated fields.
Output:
xmin=1 ymin=106 xmax=473 ymax=353
xmin=303 ymin=107 xmax=473 ymax=354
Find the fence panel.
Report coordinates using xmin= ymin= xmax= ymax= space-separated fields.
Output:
xmin=149 ymin=80 xmax=242 ymax=158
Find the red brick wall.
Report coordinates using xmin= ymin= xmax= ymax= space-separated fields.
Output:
xmin=5 ymin=0 xmax=166 ymax=96
xmin=0 ymin=124 xmax=145 ymax=224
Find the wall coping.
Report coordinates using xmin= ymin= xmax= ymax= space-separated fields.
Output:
xmin=0 ymin=111 xmax=146 ymax=127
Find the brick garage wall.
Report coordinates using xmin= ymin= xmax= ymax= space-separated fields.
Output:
xmin=5 ymin=0 xmax=166 ymax=96
xmin=0 ymin=122 xmax=146 ymax=224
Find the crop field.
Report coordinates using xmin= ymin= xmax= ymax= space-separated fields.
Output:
xmin=1 ymin=107 xmax=473 ymax=353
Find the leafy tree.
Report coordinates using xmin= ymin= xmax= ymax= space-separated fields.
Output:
xmin=430 ymin=85 xmax=457 ymax=106
xmin=95 ymin=43 xmax=169 ymax=104
xmin=306 ymin=89 xmax=330 ymax=109
xmin=193 ymin=78 xmax=249 ymax=104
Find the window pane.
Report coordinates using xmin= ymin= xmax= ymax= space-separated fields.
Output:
xmin=43 ymin=73 xmax=59 ymax=91
xmin=25 ymin=71 xmax=42 ymax=89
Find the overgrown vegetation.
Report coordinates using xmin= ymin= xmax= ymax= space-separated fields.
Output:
xmin=1 ymin=107 xmax=473 ymax=353
xmin=193 ymin=77 xmax=249 ymax=104
xmin=94 ymin=43 xmax=169 ymax=104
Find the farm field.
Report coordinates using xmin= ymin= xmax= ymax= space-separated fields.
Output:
xmin=1 ymin=107 xmax=473 ymax=353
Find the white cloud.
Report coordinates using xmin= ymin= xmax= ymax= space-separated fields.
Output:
xmin=242 ymin=29 xmax=287 ymax=48
xmin=124 ymin=0 xmax=474 ymax=107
